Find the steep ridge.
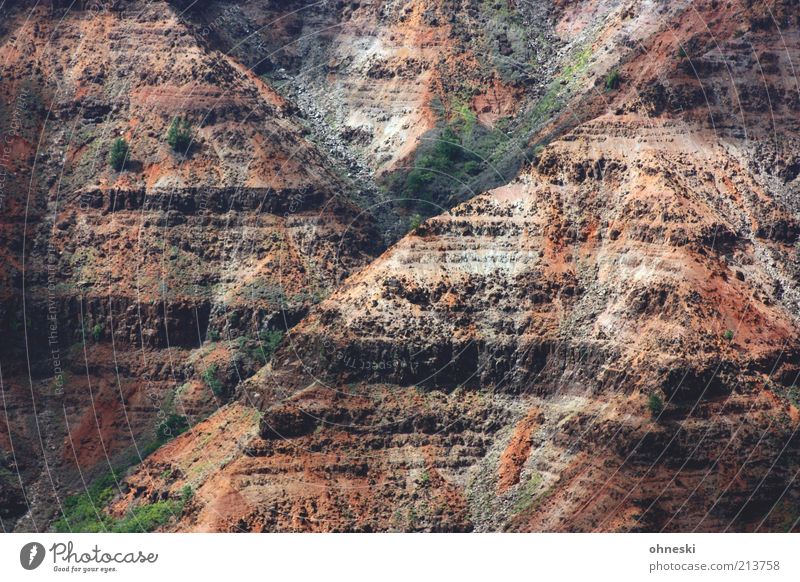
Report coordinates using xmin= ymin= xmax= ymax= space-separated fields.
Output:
xmin=111 ymin=0 xmax=800 ymax=532
xmin=181 ymin=0 xmax=550 ymax=172
xmin=3 ymin=0 xmax=800 ymax=533
xmin=0 ymin=0 xmax=378 ymax=530
xmin=1 ymin=0 xmax=613 ymax=533
xmin=121 ymin=116 xmax=800 ymax=532
xmin=176 ymin=0 xmax=572 ymax=233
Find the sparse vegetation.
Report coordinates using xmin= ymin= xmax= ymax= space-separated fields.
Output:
xmin=53 ymin=471 xmax=187 ymax=533
xmin=166 ymin=117 xmax=193 ymax=153
xmin=408 ymin=213 xmax=422 ymax=232
xmin=401 ymin=124 xmax=481 ymax=210
xmin=238 ymin=329 xmax=284 ymax=366
xmin=463 ymin=160 xmax=482 ymax=175
xmin=201 ymin=363 xmax=224 ymax=397
xmin=407 ymin=507 xmax=419 ymax=528
xmin=648 ymin=393 xmax=664 ymax=418
xmin=111 ymin=498 xmax=184 ymax=533
xmin=91 ymin=323 xmax=102 ymax=342
xmin=156 ymin=413 xmax=189 ymax=443
xmin=108 ymin=137 xmax=129 ymax=171
xmin=724 ymin=329 xmax=735 ymax=341
xmin=257 ymin=329 xmax=283 ymax=361
xmin=419 ymin=470 xmax=431 ymax=487
xmin=513 ymin=472 xmax=546 ymax=514
xmin=53 ymin=472 xmax=117 ymax=532
xmin=770 ymin=378 xmax=800 ymax=410
xmin=605 ymin=69 xmax=621 ymax=91
xmin=181 ymin=485 xmax=193 ymax=502
xmin=403 ymin=127 xmax=461 ymax=203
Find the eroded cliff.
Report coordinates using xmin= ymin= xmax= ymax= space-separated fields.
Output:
xmin=2 ymin=0 xmax=800 ymax=533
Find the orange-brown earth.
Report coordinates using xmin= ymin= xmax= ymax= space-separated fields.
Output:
xmin=2 ymin=0 xmax=800 ymax=532
xmin=0 ymin=0 xmax=379 ymax=530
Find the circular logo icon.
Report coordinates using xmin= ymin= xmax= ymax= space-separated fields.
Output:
xmin=20 ymin=542 xmax=46 ymax=570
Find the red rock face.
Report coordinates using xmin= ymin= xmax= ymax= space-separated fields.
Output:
xmin=2 ymin=0 xmax=800 ymax=532
xmin=0 ymin=1 xmax=379 ymax=530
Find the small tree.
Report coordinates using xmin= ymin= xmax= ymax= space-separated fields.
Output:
xmin=648 ymin=393 xmax=664 ymax=418
xmin=166 ymin=117 xmax=193 ymax=153
xmin=408 ymin=213 xmax=422 ymax=232
xmin=723 ymin=329 xmax=735 ymax=341
xmin=108 ymin=137 xmax=129 ymax=171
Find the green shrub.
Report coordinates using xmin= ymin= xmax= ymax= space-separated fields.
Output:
xmin=91 ymin=323 xmax=102 ymax=342
xmin=166 ymin=117 xmax=193 ymax=153
xmin=108 ymin=138 xmax=129 ymax=171
xmin=463 ymin=160 xmax=482 ymax=175
xmin=53 ymin=442 xmax=195 ymax=532
xmin=55 ymin=482 xmax=183 ymax=533
xmin=605 ymin=69 xmax=621 ymax=91
xmin=53 ymin=473 xmax=117 ymax=532
xmin=156 ymin=413 xmax=189 ymax=443
xmin=251 ymin=329 xmax=283 ymax=365
xmin=207 ymin=328 xmax=220 ymax=342
xmin=260 ymin=329 xmax=283 ymax=355
xmin=419 ymin=470 xmax=430 ymax=487
xmin=201 ymin=363 xmax=224 ymax=397
xmin=433 ymin=126 xmax=461 ymax=163
xmin=404 ymin=169 xmax=434 ymax=200
xmin=408 ymin=214 xmax=422 ymax=232
xmin=403 ymin=126 xmax=465 ymax=202
xmin=648 ymin=393 xmax=664 ymax=418
xmin=723 ymin=329 xmax=735 ymax=341
xmin=56 ymin=476 xmax=186 ymax=532
xmin=677 ymin=46 xmax=688 ymax=59
xmin=181 ymin=485 xmax=193 ymax=502
xmin=111 ymin=499 xmax=182 ymax=533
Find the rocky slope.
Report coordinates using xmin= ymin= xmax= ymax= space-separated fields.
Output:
xmin=119 ymin=114 xmax=800 ymax=532
xmin=2 ymin=0 xmax=800 ymax=532
xmin=0 ymin=0 xmax=379 ymax=531
xmin=177 ymin=0 xmax=576 ymax=234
